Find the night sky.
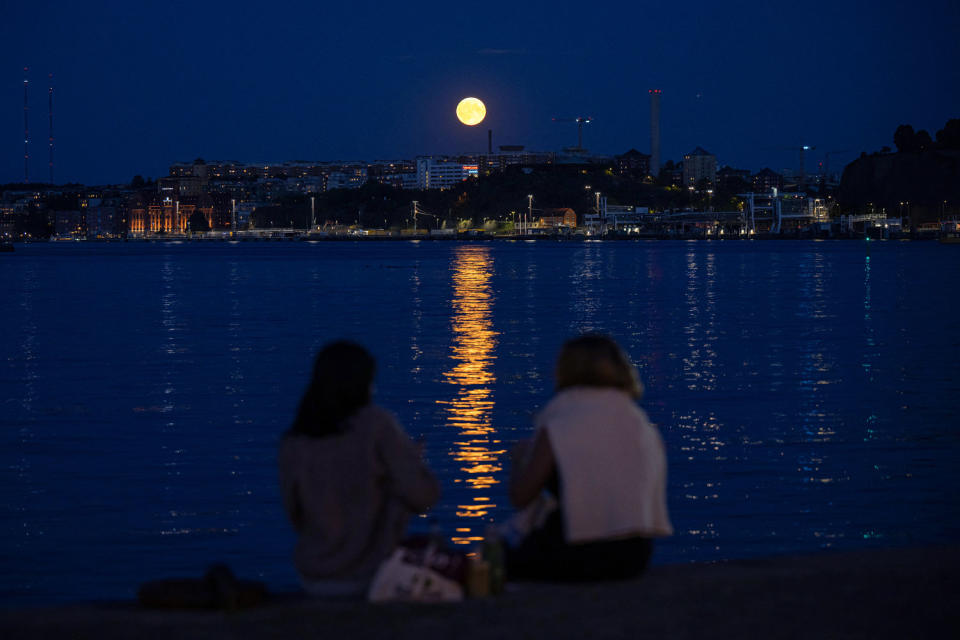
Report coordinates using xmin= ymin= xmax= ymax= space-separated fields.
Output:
xmin=3 ymin=0 xmax=958 ymax=185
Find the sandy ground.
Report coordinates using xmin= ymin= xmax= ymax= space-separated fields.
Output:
xmin=2 ymin=545 xmax=957 ymax=639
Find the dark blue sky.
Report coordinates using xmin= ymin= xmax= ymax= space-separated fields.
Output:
xmin=3 ymin=0 xmax=958 ymax=184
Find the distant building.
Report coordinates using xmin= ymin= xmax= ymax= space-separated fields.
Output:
xmin=285 ymin=175 xmax=325 ymax=194
xmin=54 ymin=210 xmax=85 ymax=238
xmin=326 ymin=167 xmax=367 ymax=190
xmin=165 ymin=159 xmax=210 ymax=196
xmin=603 ymin=205 xmax=651 ymax=230
xmin=716 ymin=166 xmax=751 ymax=192
xmin=85 ymin=205 xmax=121 ymax=238
xmin=538 ymin=208 xmax=577 ymax=228
xmin=0 ymin=203 xmax=14 ymax=239
xmin=127 ymin=193 xmax=215 ymax=235
xmin=752 ymin=168 xmax=783 ymax=193
xmin=583 ymin=198 xmax=652 ymax=231
xmin=234 ymin=202 xmax=260 ymax=229
xmin=683 ymin=147 xmax=717 ymax=187
xmin=400 ymin=173 xmax=419 ymax=190
xmin=158 ymin=175 xmax=205 ymax=199
xmin=615 ymin=149 xmax=651 ymax=177
xmin=779 ymin=168 xmax=801 ymax=187
xmin=661 ymin=161 xmax=684 ymax=187
xmin=368 ymin=160 xmax=416 ymax=189
xmin=416 ymin=158 xmax=475 ymax=190
xmin=481 ymin=148 xmax=556 ymax=174
xmin=83 ymin=197 xmax=123 ymax=239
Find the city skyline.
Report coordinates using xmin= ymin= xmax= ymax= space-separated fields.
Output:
xmin=2 ymin=0 xmax=958 ymax=184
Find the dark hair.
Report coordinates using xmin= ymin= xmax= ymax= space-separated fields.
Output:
xmin=554 ymin=334 xmax=643 ymax=398
xmin=289 ymin=341 xmax=376 ymax=438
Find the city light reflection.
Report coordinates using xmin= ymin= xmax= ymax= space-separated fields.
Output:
xmin=569 ymin=245 xmax=602 ymax=333
xmin=437 ymin=246 xmax=502 ymax=545
xmin=682 ymin=249 xmax=718 ymax=391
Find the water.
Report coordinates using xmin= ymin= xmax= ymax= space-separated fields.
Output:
xmin=1 ymin=240 xmax=958 ymax=604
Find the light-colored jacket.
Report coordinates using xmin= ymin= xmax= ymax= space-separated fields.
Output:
xmin=279 ymin=405 xmax=439 ymax=582
xmin=537 ymin=387 xmax=673 ymax=543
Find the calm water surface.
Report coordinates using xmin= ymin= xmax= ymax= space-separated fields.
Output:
xmin=1 ymin=240 xmax=958 ymax=604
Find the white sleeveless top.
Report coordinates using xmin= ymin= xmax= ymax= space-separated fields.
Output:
xmin=537 ymin=387 xmax=673 ymax=543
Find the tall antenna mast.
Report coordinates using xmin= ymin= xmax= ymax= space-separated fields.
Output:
xmin=48 ymin=73 xmax=54 ymax=185
xmin=23 ymin=67 xmax=30 ymax=183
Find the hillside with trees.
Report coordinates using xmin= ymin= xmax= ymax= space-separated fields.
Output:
xmin=251 ymin=162 xmax=722 ymax=230
xmin=839 ymin=119 xmax=960 ymax=222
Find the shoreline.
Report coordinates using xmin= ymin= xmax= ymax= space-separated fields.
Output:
xmin=3 ymin=545 xmax=956 ymax=639
xmin=8 ymin=233 xmax=945 ymax=244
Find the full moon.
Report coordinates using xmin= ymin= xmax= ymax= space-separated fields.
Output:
xmin=456 ymin=97 xmax=486 ymax=126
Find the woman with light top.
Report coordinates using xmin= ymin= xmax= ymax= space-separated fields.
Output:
xmin=507 ymin=334 xmax=673 ymax=581
xmin=279 ymin=341 xmax=440 ymax=597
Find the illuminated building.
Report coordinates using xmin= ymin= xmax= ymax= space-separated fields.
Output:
xmin=683 ymin=147 xmax=717 ymax=187
xmin=538 ymin=207 xmax=577 ymax=228
xmin=752 ymin=168 xmax=784 ymax=193
xmin=84 ymin=203 xmax=121 ymax=239
xmin=482 ymin=147 xmax=556 ymax=174
xmin=416 ymin=157 xmax=475 ymax=190
xmin=54 ymin=209 xmax=85 ymax=238
xmin=127 ymin=194 xmax=215 ymax=235
xmin=326 ymin=166 xmax=367 ymax=190
xmin=158 ymin=175 xmax=204 ymax=198
xmin=367 ymin=160 xmax=417 ymax=188
xmin=615 ymin=149 xmax=651 ymax=177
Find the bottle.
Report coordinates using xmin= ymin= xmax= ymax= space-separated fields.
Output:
xmin=482 ymin=525 xmax=505 ymax=595
xmin=465 ymin=556 xmax=490 ymax=598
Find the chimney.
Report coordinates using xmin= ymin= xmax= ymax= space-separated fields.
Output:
xmin=649 ymin=89 xmax=661 ymax=178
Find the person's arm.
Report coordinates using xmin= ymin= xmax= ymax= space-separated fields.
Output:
xmin=377 ymin=416 xmax=441 ymax=513
xmin=278 ymin=442 xmax=305 ymax=531
xmin=509 ymin=428 xmax=556 ymax=508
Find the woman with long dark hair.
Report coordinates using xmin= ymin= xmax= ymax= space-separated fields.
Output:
xmin=279 ymin=341 xmax=439 ymax=597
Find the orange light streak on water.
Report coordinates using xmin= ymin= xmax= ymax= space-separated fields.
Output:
xmin=437 ymin=246 xmax=504 ymax=545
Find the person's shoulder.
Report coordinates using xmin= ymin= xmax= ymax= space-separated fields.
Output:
xmin=278 ymin=431 xmax=307 ymax=460
xmin=351 ymin=404 xmax=401 ymax=431
xmin=544 ymin=386 xmax=636 ymax=413
xmin=279 ymin=431 xmax=302 ymax=446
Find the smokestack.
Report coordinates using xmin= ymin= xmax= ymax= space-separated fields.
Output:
xmin=48 ymin=73 xmax=54 ymax=185
xmin=649 ymin=89 xmax=661 ymax=178
xmin=488 ymin=129 xmax=492 ymax=154
xmin=23 ymin=67 xmax=30 ymax=183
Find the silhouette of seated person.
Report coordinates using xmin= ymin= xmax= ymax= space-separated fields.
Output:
xmin=279 ymin=341 xmax=440 ymax=597
xmin=507 ymin=335 xmax=672 ymax=581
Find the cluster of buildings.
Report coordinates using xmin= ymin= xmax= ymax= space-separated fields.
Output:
xmin=613 ymin=147 xmax=791 ymax=193
xmin=1 ymin=133 xmax=806 ymax=241
xmin=0 ymin=188 xmax=127 ymax=240
xmin=0 ymin=146 xmax=805 ymax=240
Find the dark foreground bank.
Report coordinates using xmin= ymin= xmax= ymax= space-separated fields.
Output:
xmin=2 ymin=546 xmax=957 ymax=639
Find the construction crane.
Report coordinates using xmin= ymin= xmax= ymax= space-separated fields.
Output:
xmin=765 ymin=145 xmax=816 ymax=187
xmin=552 ymin=116 xmax=593 ymax=152
xmin=795 ymin=145 xmax=816 ymax=187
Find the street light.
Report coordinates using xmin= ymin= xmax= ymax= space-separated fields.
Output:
xmin=527 ymin=194 xmax=533 ymax=236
